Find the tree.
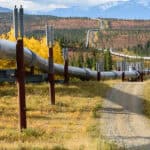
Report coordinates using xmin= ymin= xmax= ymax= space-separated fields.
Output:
xmin=0 ymin=28 xmax=64 ymax=69
xmin=77 ymin=52 xmax=84 ymax=68
xmin=104 ymin=50 xmax=112 ymax=71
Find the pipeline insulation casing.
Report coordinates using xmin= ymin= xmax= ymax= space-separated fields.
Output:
xmin=0 ymin=39 xmax=143 ymax=80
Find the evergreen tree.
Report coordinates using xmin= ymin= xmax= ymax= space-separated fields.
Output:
xmin=104 ymin=50 xmax=112 ymax=71
xmin=78 ymin=52 xmax=84 ymax=68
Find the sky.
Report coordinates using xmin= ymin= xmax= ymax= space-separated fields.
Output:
xmin=0 ymin=0 xmax=150 ymax=18
xmin=0 ymin=0 xmax=149 ymax=11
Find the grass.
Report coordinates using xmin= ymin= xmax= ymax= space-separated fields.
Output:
xmin=143 ymin=79 xmax=150 ymax=118
xmin=0 ymin=80 xmax=120 ymax=149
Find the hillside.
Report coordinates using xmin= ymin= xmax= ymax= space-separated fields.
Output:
xmin=90 ymin=30 xmax=150 ymax=50
xmin=0 ymin=13 xmax=150 ymax=49
xmin=109 ymin=19 xmax=150 ymax=30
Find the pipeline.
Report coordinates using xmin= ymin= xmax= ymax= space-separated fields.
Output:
xmin=0 ymin=39 xmax=142 ymax=80
xmin=110 ymin=48 xmax=150 ymax=61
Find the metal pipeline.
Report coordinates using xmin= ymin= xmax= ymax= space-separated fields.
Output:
xmin=0 ymin=39 xmax=141 ymax=80
xmin=110 ymin=48 xmax=150 ymax=61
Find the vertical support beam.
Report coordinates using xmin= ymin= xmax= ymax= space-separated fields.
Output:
xmin=97 ymin=71 xmax=101 ymax=81
xmin=96 ymin=62 xmax=101 ymax=81
xmin=63 ymin=48 xmax=69 ymax=84
xmin=13 ymin=6 xmax=18 ymax=39
xmin=64 ymin=59 xmax=69 ymax=84
xmin=48 ymin=47 xmax=55 ymax=105
xmin=16 ymin=39 xmax=27 ymax=130
xmin=122 ymin=71 xmax=125 ymax=82
xmin=140 ymin=72 xmax=144 ymax=82
xmin=46 ymin=25 xmax=55 ymax=105
xmin=30 ymin=66 xmax=34 ymax=75
xmin=19 ymin=5 xmax=24 ymax=38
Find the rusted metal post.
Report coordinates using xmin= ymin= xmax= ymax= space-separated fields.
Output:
xmin=122 ymin=71 xmax=125 ymax=82
xmin=64 ymin=59 xmax=69 ymax=84
xmin=96 ymin=62 xmax=101 ymax=81
xmin=48 ymin=47 xmax=55 ymax=105
xmin=97 ymin=71 xmax=101 ymax=81
xmin=140 ymin=72 xmax=143 ymax=82
xmin=16 ymin=39 xmax=27 ymax=130
xmin=14 ymin=5 xmax=26 ymax=131
xmin=63 ymin=48 xmax=69 ymax=84
xmin=46 ymin=25 xmax=55 ymax=105
xmin=30 ymin=66 xmax=34 ymax=75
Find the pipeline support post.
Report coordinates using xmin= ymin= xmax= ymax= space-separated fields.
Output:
xmin=14 ymin=5 xmax=27 ymax=131
xmin=30 ymin=66 xmax=34 ymax=75
xmin=140 ymin=72 xmax=144 ymax=82
xmin=16 ymin=39 xmax=27 ymax=130
xmin=63 ymin=48 xmax=69 ymax=84
xmin=64 ymin=59 xmax=69 ymax=84
xmin=122 ymin=71 xmax=125 ymax=82
xmin=46 ymin=25 xmax=55 ymax=105
xmin=97 ymin=71 xmax=101 ymax=81
xmin=96 ymin=62 xmax=102 ymax=81
xmin=48 ymin=47 xmax=55 ymax=105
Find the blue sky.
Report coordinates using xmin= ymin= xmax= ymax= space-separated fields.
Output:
xmin=0 ymin=0 xmax=150 ymax=19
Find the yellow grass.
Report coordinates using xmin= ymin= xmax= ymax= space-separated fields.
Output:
xmin=0 ymin=80 xmax=120 ymax=150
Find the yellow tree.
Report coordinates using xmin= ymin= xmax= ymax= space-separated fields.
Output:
xmin=0 ymin=29 xmax=64 ymax=69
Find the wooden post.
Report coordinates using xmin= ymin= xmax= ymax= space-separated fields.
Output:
xmin=16 ymin=39 xmax=27 ymax=130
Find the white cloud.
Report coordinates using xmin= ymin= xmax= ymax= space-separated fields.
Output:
xmin=0 ymin=0 xmax=129 ymax=11
xmin=0 ymin=0 xmax=149 ymax=12
xmin=99 ymin=1 xmax=121 ymax=10
xmin=137 ymin=0 xmax=150 ymax=7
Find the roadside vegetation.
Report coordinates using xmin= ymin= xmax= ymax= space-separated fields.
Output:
xmin=143 ymin=79 xmax=150 ymax=118
xmin=0 ymin=80 xmax=121 ymax=149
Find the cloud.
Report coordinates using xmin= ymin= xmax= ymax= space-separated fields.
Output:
xmin=99 ymin=1 xmax=122 ymax=10
xmin=0 ymin=0 xmax=149 ymax=12
xmin=137 ymin=0 xmax=150 ymax=7
xmin=0 ymin=0 xmax=129 ymax=11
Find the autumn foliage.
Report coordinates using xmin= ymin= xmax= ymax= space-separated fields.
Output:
xmin=0 ymin=29 xmax=64 ymax=69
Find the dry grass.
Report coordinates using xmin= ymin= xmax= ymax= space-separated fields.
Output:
xmin=0 ymin=80 xmax=120 ymax=150
xmin=143 ymin=79 xmax=150 ymax=118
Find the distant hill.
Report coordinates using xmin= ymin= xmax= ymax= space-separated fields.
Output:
xmin=0 ymin=7 xmax=11 ymax=13
xmin=0 ymin=12 xmax=150 ymax=50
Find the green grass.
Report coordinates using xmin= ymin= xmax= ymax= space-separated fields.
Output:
xmin=0 ymin=80 xmax=120 ymax=149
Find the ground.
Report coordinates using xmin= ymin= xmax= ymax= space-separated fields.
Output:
xmin=0 ymin=80 xmax=118 ymax=150
xmin=101 ymin=82 xmax=150 ymax=149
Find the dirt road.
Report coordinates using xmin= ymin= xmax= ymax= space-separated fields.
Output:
xmin=101 ymin=82 xmax=150 ymax=150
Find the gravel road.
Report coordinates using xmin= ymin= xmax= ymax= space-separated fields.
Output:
xmin=101 ymin=82 xmax=150 ymax=150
